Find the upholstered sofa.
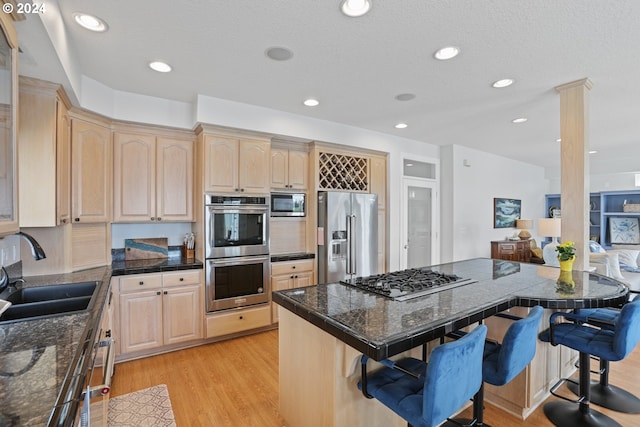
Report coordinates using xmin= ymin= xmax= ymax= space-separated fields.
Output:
xmin=589 ymin=242 xmax=640 ymax=293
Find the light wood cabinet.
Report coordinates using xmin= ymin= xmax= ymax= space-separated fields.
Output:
xmin=204 ymin=135 xmax=270 ymax=194
xmin=0 ymin=12 xmax=18 ymax=237
xmin=270 ymin=147 xmax=308 ymax=190
xmin=18 ymin=77 xmax=71 ymax=226
xmin=113 ymin=131 xmax=194 ymax=222
xmin=71 ymin=117 xmax=111 ymax=223
xmin=118 ymin=270 xmax=202 ymax=355
xmin=369 ymin=155 xmax=386 ymax=209
xmin=271 ymin=259 xmax=314 ymax=323
xmin=205 ymin=304 xmax=271 ymax=338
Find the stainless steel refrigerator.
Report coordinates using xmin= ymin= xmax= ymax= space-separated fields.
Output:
xmin=318 ymin=191 xmax=378 ymax=284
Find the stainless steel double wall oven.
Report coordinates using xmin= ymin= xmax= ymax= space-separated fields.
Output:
xmin=205 ymin=195 xmax=270 ymax=312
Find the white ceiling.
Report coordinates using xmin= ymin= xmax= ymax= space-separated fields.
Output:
xmin=13 ymin=0 xmax=640 ymax=177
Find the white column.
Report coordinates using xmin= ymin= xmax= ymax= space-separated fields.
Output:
xmin=555 ymin=78 xmax=592 ymax=270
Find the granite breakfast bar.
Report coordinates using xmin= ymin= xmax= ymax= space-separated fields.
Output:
xmin=272 ymin=258 xmax=629 ymax=427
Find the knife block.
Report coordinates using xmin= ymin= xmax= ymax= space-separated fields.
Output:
xmin=182 ymin=244 xmax=195 ymax=260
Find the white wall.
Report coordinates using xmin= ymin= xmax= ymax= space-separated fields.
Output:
xmin=548 ymin=171 xmax=640 ymax=193
xmin=440 ymin=145 xmax=547 ymax=262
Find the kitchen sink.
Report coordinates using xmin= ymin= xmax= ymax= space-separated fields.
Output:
xmin=0 ymin=281 xmax=98 ymax=322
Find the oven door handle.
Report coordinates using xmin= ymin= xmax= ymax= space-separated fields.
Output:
xmin=210 ymin=255 xmax=269 ymax=266
xmin=82 ymin=337 xmax=116 ymax=399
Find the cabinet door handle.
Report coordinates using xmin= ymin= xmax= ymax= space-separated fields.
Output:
xmin=235 ymin=188 xmax=240 ymax=192
xmin=163 ymin=291 xmax=168 ymax=295
xmin=139 ymin=281 xmax=144 ymax=285
xmin=179 ymin=277 xmax=184 ymax=281
xmin=239 ymin=315 xmax=244 ymax=320
xmin=294 ymin=275 xmax=298 ymax=279
xmin=74 ymin=218 xmax=80 ymax=222
xmin=240 ymin=188 xmax=245 ymax=192
xmin=156 ymin=291 xmax=161 ymax=295
xmin=290 ymin=275 xmax=294 ymax=279
xmin=151 ymin=217 xmax=155 ymax=221
xmin=292 ymin=266 xmax=296 ymax=269
xmin=157 ymin=217 xmax=162 ymax=221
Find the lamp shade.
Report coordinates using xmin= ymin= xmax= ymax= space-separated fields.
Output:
xmin=516 ymin=219 xmax=533 ymax=240
xmin=516 ymin=219 xmax=533 ymax=229
xmin=537 ymin=218 xmax=561 ymax=238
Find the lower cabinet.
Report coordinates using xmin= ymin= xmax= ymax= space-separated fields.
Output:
xmin=271 ymin=259 xmax=314 ymax=323
xmin=117 ymin=270 xmax=202 ymax=356
xmin=205 ymin=304 xmax=271 ymax=338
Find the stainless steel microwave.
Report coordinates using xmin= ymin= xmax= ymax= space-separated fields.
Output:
xmin=271 ymin=192 xmax=306 ymax=217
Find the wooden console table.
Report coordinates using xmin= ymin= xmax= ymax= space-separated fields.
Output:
xmin=491 ymin=239 xmax=531 ymax=263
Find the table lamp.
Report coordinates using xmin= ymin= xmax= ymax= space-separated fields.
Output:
xmin=538 ymin=218 xmax=561 ymax=267
xmin=516 ymin=219 xmax=533 ymax=240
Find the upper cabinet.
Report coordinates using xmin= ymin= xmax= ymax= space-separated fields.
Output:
xmin=113 ymin=129 xmax=194 ymax=222
xmin=0 ymin=13 xmax=18 ymax=236
xmin=71 ymin=115 xmax=112 ymax=223
xmin=270 ymin=145 xmax=308 ymax=191
xmin=18 ymin=77 xmax=72 ymax=226
xmin=204 ymin=135 xmax=270 ymax=194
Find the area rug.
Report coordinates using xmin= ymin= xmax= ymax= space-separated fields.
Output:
xmin=108 ymin=384 xmax=177 ymax=427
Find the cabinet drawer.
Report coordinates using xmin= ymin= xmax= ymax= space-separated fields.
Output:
xmin=271 ymin=259 xmax=314 ymax=276
xmin=206 ymin=305 xmax=271 ymax=338
xmin=162 ymin=270 xmax=201 ymax=287
xmin=120 ymin=274 xmax=162 ymax=293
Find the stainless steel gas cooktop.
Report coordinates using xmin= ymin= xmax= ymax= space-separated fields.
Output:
xmin=340 ymin=267 xmax=477 ymax=301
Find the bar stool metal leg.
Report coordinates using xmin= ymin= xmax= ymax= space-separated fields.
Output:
xmin=567 ymin=358 xmax=640 ymax=413
xmin=544 ymin=352 xmax=622 ymax=427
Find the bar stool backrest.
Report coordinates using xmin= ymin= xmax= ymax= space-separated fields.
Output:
xmin=613 ymin=299 xmax=640 ymax=360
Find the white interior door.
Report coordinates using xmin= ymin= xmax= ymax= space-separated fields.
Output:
xmin=401 ymin=178 xmax=438 ymax=269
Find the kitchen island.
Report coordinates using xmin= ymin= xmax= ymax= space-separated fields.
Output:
xmin=272 ymin=258 xmax=629 ymax=427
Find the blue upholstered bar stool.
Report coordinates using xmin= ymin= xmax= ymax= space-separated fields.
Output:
xmin=566 ymin=298 xmax=640 ymax=413
xmin=358 ymin=324 xmax=487 ymax=427
xmin=540 ymin=298 xmax=640 ymax=427
xmin=444 ymin=306 xmax=544 ymax=427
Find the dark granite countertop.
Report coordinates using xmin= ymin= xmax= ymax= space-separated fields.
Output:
xmin=272 ymin=258 xmax=629 ymax=361
xmin=111 ymin=247 xmax=203 ymax=276
xmin=271 ymin=252 xmax=315 ymax=262
xmin=0 ymin=266 xmax=112 ymax=426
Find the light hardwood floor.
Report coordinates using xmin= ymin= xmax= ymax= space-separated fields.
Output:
xmin=110 ymin=329 xmax=640 ymax=427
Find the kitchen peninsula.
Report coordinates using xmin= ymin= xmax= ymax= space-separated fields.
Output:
xmin=272 ymin=258 xmax=629 ymax=427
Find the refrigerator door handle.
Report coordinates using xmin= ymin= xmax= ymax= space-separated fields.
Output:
xmin=346 ymin=215 xmax=352 ymax=274
xmin=348 ymin=215 xmax=357 ymax=275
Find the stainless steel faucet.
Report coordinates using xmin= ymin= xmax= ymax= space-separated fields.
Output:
xmin=17 ymin=231 xmax=47 ymax=260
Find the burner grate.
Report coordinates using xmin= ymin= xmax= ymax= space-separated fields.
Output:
xmin=341 ymin=268 xmax=477 ymax=300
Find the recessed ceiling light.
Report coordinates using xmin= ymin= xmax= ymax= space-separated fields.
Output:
xmin=406 ymin=163 xmax=413 ymax=167
xmin=149 ymin=61 xmax=172 ymax=73
xmin=73 ymin=12 xmax=108 ymax=32
xmin=434 ymin=46 xmax=460 ymax=60
xmin=589 ymin=150 xmax=598 ymax=154
xmin=511 ymin=117 xmax=528 ymax=124
xmin=395 ymin=123 xmax=408 ymax=129
xmin=492 ymin=78 xmax=515 ymax=88
xmin=265 ymin=46 xmax=294 ymax=61
xmin=303 ymin=98 xmax=319 ymax=107
xmin=341 ymin=0 xmax=371 ymax=17
xmin=395 ymin=93 xmax=416 ymax=101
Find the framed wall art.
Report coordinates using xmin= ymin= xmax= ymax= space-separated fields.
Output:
xmin=494 ymin=198 xmax=521 ymax=228
xmin=609 ymin=217 xmax=640 ymax=244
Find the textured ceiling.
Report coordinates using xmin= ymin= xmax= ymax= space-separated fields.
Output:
xmin=14 ymin=0 xmax=640 ymax=177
